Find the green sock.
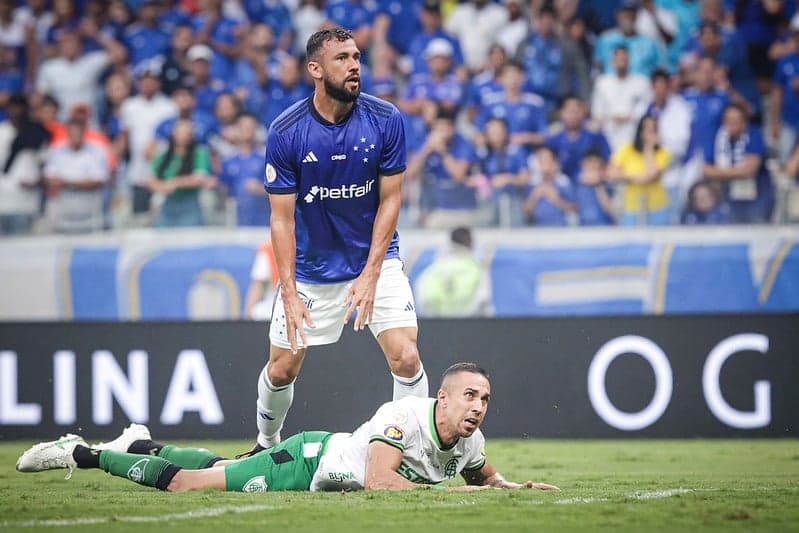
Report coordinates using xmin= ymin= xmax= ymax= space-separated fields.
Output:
xmin=99 ymin=450 xmax=173 ymax=488
xmin=157 ymin=445 xmax=220 ymax=470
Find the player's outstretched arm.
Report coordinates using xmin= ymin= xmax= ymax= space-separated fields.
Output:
xmin=364 ymin=440 xmax=425 ymax=490
xmin=461 ymin=460 xmax=560 ymax=491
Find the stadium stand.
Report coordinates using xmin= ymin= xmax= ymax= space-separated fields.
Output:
xmin=0 ymin=0 xmax=798 ymax=237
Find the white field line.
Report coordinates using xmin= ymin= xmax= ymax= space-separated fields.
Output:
xmin=0 ymin=488 xmax=698 ymax=528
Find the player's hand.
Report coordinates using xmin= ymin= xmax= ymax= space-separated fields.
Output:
xmin=447 ymin=485 xmax=495 ymax=492
xmin=282 ymin=290 xmax=315 ymax=354
xmin=343 ymin=269 xmax=380 ymax=331
xmin=520 ymin=481 xmax=560 ymax=491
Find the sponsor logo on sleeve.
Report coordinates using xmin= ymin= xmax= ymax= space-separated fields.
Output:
xmin=383 ymin=425 xmax=404 ymax=442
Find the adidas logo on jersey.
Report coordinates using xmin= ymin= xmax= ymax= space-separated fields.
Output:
xmin=302 ymin=151 xmax=319 ymax=163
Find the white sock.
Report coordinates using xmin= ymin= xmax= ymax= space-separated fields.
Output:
xmin=256 ymin=364 xmax=294 ymax=448
xmin=392 ymin=363 xmax=429 ymax=400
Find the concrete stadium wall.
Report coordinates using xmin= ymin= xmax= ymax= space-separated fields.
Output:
xmin=1 ymin=315 xmax=796 ymax=440
xmin=0 ymin=226 xmax=798 ymax=320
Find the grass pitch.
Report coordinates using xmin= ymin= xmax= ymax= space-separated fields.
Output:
xmin=1 ymin=439 xmax=797 ymax=532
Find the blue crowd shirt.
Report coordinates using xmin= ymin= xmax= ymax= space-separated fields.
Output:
xmin=406 ymin=30 xmax=465 ymax=75
xmin=545 ymin=127 xmax=611 ymax=181
xmin=221 ymin=150 xmax=270 ymax=227
xmin=682 ymin=88 xmax=730 ymax=159
xmin=774 ymin=54 xmax=799 ymax=127
xmin=262 ymin=80 xmax=312 ymax=128
xmin=242 ymin=0 xmax=292 ymax=40
xmin=703 ymin=126 xmax=774 ymax=206
xmin=468 ymin=70 xmax=502 ymax=109
xmin=421 ymin=134 xmax=477 ymax=210
xmin=155 ymin=111 xmax=217 ymax=145
xmin=124 ymin=24 xmax=170 ymax=68
xmin=575 ymin=182 xmax=614 ymax=225
xmin=475 ymin=92 xmax=548 ymax=139
xmin=191 ymin=14 xmax=242 ymax=80
xmin=478 ymin=144 xmax=529 ymax=197
xmin=526 ymin=174 xmax=575 ymax=226
xmin=378 ymin=0 xmax=422 ymax=55
xmin=594 ymin=31 xmax=666 ymax=76
xmin=519 ymin=32 xmax=563 ymax=103
xmin=264 ymin=93 xmax=406 ymax=283
xmin=403 ymin=73 xmax=465 ymax=111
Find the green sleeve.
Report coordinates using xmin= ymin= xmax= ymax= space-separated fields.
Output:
xmin=193 ymin=147 xmax=212 ymax=173
xmin=150 ymin=153 xmax=165 ymax=177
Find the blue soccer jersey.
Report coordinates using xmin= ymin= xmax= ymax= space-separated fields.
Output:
xmin=264 ymin=93 xmax=406 ymax=283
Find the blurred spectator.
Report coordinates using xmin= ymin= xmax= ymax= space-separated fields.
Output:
xmin=467 ymin=44 xmax=507 ymax=121
xmin=592 ymin=45 xmax=652 ymax=151
xmin=153 ymin=84 xmax=216 ymax=153
xmin=733 ymin=0 xmax=793 ymax=88
xmin=159 ymin=23 xmax=193 ymax=95
xmin=0 ymin=0 xmax=25 ymax=67
xmin=43 ymin=0 xmax=78 ymax=57
xmin=50 ymin=104 xmax=118 ymax=174
xmin=686 ymin=21 xmax=761 ymax=122
xmin=400 ymin=38 xmax=466 ymax=117
xmin=407 ymin=108 xmax=478 ymax=228
xmin=100 ymin=72 xmax=132 ymax=143
xmin=575 ymin=149 xmax=615 ymax=225
xmin=0 ymin=45 xmax=22 ymax=117
xmin=415 ymin=226 xmax=492 ymax=317
xmin=80 ymin=0 xmax=127 ymax=55
xmin=157 ymin=0 xmax=192 ymax=34
xmin=444 ymin=0 xmax=508 ymax=72
xmin=517 ymin=5 xmax=591 ymax=112
xmin=681 ymin=179 xmax=728 ymax=224
xmin=325 ymin=0 xmax=378 ymax=61
xmin=607 ymin=115 xmax=672 ymax=225
xmin=244 ymin=240 xmax=279 ymax=320
xmin=581 ymin=0 xmax=624 ymax=33
xmin=403 ymin=0 xmax=465 ymax=77
xmin=636 ymin=68 xmax=694 ymax=217
xmin=208 ymin=92 xmax=242 ymax=161
xmin=0 ymin=95 xmax=48 ymax=234
xmin=219 ymin=112 xmax=270 ymax=227
xmin=496 ymin=0 xmax=528 ymax=56
xmin=118 ymin=60 xmax=178 ymax=215
xmin=261 ymin=55 xmax=312 ymax=127
xmin=373 ymin=0 xmax=422 ymax=58
xmin=243 ymin=0 xmax=292 ymax=52
xmin=144 ymin=119 xmax=216 ymax=227
xmin=703 ymin=103 xmax=774 ymax=224
xmin=185 ymin=43 xmax=229 ymax=116
xmin=594 ymin=1 xmax=666 ymax=76
xmin=477 ymin=61 xmax=547 ymax=147
xmin=14 ymin=0 xmax=54 ymax=49
xmin=771 ymin=16 xmax=799 ymax=164
xmin=293 ymin=0 xmax=326 ymax=55
xmin=477 ymin=117 xmax=530 ymax=227
xmin=522 ymin=145 xmax=576 ymax=226
xmin=43 ymin=117 xmax=110 ymax=233
xmin=566 ymin=14 xmax=597 ymax=68
xmin=191 ymin=0 xmax=244 ymax=81
xmin=661 ymin=0 xmax=702 ymax=70
xmin=546 ymin=95 xmax=612 ymax=182
xmin=633 ymin=0 xmax=678 ymax=57
xmin=35 ymin=30 xmax=126 ymax=123
xmin=123 ymin=0 xmax=170 ymax=70
xmin=231 ymin=23 xmax=275 ymax=114
xmin=681 ymin=56 xmax=732 ymax=160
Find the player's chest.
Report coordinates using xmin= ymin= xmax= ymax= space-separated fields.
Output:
xmin=294 ymin=126 xmax=382 ymax=184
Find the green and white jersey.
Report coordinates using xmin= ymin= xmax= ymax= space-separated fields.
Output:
xmin=310 ymin=397 xmax=486 ymax=491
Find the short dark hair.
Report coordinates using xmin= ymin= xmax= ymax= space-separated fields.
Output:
xmin=450 ymin=226 xmax=472 ymax=247
xmin=306 ymin=28 xmax=354 ymax=61
xmin=724 ymin=101 xmax=749 ymax=119
xmin=536 ymin=144 xmax=558 ymax=160
xmin=441 ymin=363 xmax=490 ymax=385
xmin=498 ymin=59 xmax=525 ymax=75
xmin=650 ymin=68 xmax=669 ymax=84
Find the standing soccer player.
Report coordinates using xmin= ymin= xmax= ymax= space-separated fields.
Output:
xmin=244 ymin=28 xmax=428 ymax=455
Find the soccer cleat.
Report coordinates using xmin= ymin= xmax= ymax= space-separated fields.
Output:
xmin=234 ymin=442 xmax=267 ymax=459
xmin=92 ymin=423 xmax=152 ymax=453
xmin=16 ymin=433 xmax=87 ymax=479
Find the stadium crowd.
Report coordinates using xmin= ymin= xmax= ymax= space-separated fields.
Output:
xmin=0 ymin=0 xmax=798 ymax=234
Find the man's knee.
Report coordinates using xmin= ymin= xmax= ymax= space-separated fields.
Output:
xmin=267 ymin=359 xmax=300 ymax=387
xmin=389 ymin=343 xmax=421 ymax=377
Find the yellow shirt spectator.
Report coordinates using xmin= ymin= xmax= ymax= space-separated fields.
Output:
xmin=611 ymin=143 xmax=672 ymax=213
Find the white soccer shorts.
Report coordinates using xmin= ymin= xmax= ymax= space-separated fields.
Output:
xmin=269 ymin=258 xmax=418 ymax=349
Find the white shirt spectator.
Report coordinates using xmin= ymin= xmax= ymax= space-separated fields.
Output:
xmin=592 ymin=71 xmax=652 ymax=151
xmin=119 ymin=92 xmax=177 ymax=185
xmin=13 ymin=6 xmax=53 ymax=44
xmin=293 ymin=3 xmax=326 ymax=55
xmin=0 ymin=11 xmax=27 ymax=48
xmin=0 ymin=122 xmax=40 ymax=217
xmin=444 ymin=1 xmax=508 ymax=70
xmin=496 ymin=14 xmax=528 ymax=56
xmin=44 ymin=142 xmax=110 ymax=233
xmin=36 ymin=51 xmax=110 ymax=121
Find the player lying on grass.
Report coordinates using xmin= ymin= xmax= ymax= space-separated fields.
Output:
xmin=17 ymin=362 xmax=558 ymax=493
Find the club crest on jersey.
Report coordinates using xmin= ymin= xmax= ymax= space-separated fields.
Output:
xmin=243 ymin=475 xmax=268 ymax=493
xmin=127 ymin=458 xmax=150 ymax=483
xmin=384 ymin=425 xmax=404 ymax=442
xmin=265 ymin=163 xmax=277 ymax=183
xmin=445 ymin=457 xmax=458 ymax=478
